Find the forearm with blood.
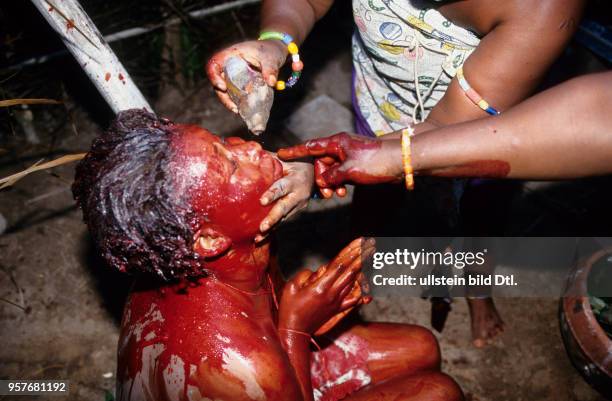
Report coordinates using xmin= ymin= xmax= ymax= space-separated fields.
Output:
xmin=278 ymin=327 xmax=314 ymax=401
xmin=410 ymin=123 xmax=512 ymax=178
xmin=411 ymin=73 xmax=612 ymax=179
xmin=375 ymin=124 xmax=513 ymax=180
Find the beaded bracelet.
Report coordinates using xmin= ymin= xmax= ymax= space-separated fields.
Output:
xmin=258 ymin=31 xmax=303 ymax=91
xmin=456 ymin=67 xmax=500 ymax=116
xmin=401 ymin=127 xmax=415 ymax=190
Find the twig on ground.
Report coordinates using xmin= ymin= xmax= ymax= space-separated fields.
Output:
xmin=25 ymin=187 xmax=71 ymax=205
xmin=0 ymin=71 xmax=20 ymax=85
xmin=0 ymin=153 xmax=86 ymax=189
xmin=30 ymin=364 xmax=66 ymax=378
xmin=0 ymin=297 xmax=27 ymax=311
xmin=0 ymin=98 xmax=62 ymax=108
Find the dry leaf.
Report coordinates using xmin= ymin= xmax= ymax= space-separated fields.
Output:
xmin=0 ymin=153 xmax=86 ymax=189
xmin=0 ymin=98 xmax=63 ymax=107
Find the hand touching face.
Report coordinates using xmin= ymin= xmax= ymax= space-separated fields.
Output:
xmin=172 ymin=126 xmax=283 ymax=245
xmin=278 ymin=132 xmax=402 ymax=197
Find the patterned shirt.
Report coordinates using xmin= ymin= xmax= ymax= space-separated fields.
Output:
xmin=352 ymin=0 xmax=480 ymax=136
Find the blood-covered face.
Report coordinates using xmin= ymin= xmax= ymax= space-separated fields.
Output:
xmin=170 ymin=124 xmax=282 ymax=251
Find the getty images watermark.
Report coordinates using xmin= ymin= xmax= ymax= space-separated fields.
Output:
xmin=371 ymin=247 xmax=515 ymax=287
xmin=361 ymin=237 xmax=612 ymax=298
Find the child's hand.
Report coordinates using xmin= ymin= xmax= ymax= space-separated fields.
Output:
xmin=256 ymin=160 xmax=314 ymax=242
xmin=206 ymin=40 xmax=287 ymax=113
xmin=278 ymin=132 xmax=403 ymax=197
xmin=278 ymin=237 xmax=375 ymax=335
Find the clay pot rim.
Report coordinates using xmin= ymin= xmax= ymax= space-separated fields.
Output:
xmin=562 ymin=247 xmax=612 ymax=376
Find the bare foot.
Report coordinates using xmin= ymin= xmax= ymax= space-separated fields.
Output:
xmin=467 ymin=298 xmax=504 ymax=348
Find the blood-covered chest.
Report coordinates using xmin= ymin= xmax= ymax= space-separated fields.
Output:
xmin=117 ymin=280 xmax=301 ymax=401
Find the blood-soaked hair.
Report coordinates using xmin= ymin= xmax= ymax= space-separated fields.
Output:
xmin=73 ymin=109 xmax=205 ymax=280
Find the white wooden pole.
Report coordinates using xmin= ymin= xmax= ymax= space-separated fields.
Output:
xmin=30 ymin=0 xmax=153 ymax=114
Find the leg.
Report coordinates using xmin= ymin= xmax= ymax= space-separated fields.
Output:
xmin=339 ymin=322 xmax=441 ymax=382
xmin=460 ymin=179 xmax=520 ymax=343
xmin=461 ymin=235 xmax=508 ymax=347
xmin=461 ymin=180 xmax=520 ymax=348
xmin=346 ymin=372 xmax=463 ymax=401
xmin=311 ymin=321 xmax=445 ymax=401
xmin=467 ymin=297 xmax=504 ymax=348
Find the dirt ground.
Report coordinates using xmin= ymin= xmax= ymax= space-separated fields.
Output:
xmin=1 ymin=3 xmax=611 ymax=401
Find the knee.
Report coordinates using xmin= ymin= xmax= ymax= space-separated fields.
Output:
xmin=391 ymin=372 xmax=464 ymax=401
xmin=429 ymin=373 xmax=464 ymax=401
xmin=412 ymin=326 xmax=441 ymax=370
xmin=395 ymin=325 xmax=441 ymax=371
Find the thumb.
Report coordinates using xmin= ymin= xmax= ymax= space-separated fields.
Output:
xmin=319 ymin=164 xmax=347 ymax=187
xmin=242 ymin=53 xmax=279 ymax=88
xmin=261 ymin=64 xmax=279 ymax=87
xmin=293 ymin=269 xmax=314 ymax=287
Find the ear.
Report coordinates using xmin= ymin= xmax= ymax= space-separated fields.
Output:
xmin=193 ymin=227 xmax=232 ymax=258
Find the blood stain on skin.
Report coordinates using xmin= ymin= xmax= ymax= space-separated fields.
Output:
xmin=66 ymin=19 xmax=75 ymax=30
xmin=105 ymin=72 xmax=111 ymax=82
xmin=311 ymin=333 xmax=372 ymax=401
xmin=119 ymin=73 xmax=126 ymax=85
xmin=118 ymin=277 xmax=291 ymax=400
xmin=339 ymin=169 xmax=398 ymax=185
xmin=426 ymin=160 xmax=510 ymax=178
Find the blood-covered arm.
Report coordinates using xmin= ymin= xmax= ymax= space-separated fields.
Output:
xmin=278 ymin=327 xmax=312 ymax=401
xmin=415 ymin=71 xmax=612 ymax=179
xmin=280 ymin=72 xmax=612 ymax=182
xmin=277 ymin=238 xmax=374 ymax=401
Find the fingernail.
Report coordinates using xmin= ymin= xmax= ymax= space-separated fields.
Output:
xmin=261 ymin=222 xmax=269 ymax=232
xmin=260 ymin=197 xmax=269 ymax=205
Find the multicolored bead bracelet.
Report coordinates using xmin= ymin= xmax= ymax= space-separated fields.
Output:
xmin=401 ymin=127 xmax=415 ymax=191
xmin=258 ymin=31 xmax=303 ymax=91
xmin=456 ymin=67 xmax=500 ymax=116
